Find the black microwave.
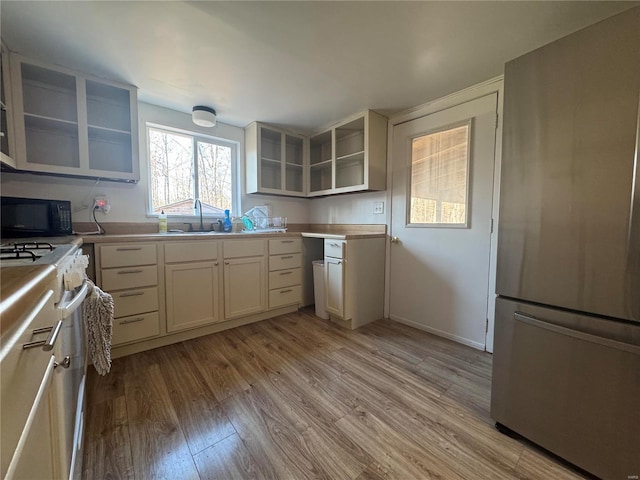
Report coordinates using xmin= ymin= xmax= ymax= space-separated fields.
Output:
xmin=1 ymin=196 xmax=73 ymax=237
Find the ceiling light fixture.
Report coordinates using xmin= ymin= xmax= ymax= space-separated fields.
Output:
xmin=192 ymin=106 xmax=217 ymax=127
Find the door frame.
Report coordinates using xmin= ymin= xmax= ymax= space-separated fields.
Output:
xmin=384 ymin=76 xmax=504 ymax=352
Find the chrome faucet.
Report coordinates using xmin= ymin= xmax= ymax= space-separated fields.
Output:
xmin=194 ymin=199 xmax=204 ymax=231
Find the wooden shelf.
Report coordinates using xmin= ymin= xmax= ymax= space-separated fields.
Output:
xmin=336 ymin=150 xmax=365 ymax=162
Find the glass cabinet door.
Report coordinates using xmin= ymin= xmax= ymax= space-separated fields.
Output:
xmin=259 ymin=126 xmax=282 ymax=190
xmin=309 ymin=130 xmax=333 ymax=193
xmin=285 ymin=134 xmax=304 ymax=193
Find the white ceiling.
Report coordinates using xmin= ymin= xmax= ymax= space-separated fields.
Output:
xmin=1 ymin=1 xmax=635 ymax=132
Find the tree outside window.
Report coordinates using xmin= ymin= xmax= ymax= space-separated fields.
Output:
xmin=148 ymin=126 xmax=236 ymax=216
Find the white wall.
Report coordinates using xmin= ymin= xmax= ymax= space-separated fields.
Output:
xmin=308 ymin=190 xmax=389 ymax=225
xmin=0 ymin=102 xmax=311 ymax=224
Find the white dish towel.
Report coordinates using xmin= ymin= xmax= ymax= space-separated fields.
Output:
xmin=82 ymin=279 xmax=114 ymax=375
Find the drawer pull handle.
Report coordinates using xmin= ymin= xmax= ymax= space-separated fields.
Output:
xmin=281 ymin=255 xmax=294 ymax=260
xmin=23 ymin=320 xmax=62 ymax=351
xmin=280 ymin=289 xmax=293 ymax=294
xmin=120 ymin=317 xmax=145 ymax=325
xmin=116 ymin=247 xmax=143 ymax=251
xmin=119 ymin=291 xmax=145 ymax=298
xmin=281 ymin=240 xmax=294 ymax=244
xmin=329 ymin=243 xmax=340 ymax=247
xmin=117 ymin=269 xmax=143 ymax=275
xmin=279 ymin=271 xmax=292 ymax=276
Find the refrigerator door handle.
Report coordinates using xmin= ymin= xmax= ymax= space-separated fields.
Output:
xmin=514 ymin=312 xmax=640 ymax=354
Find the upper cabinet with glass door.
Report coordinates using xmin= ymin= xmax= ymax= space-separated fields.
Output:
xmin=9 ymin=53 xmax=139 ymax=182
xmin=308 ymin=110 xmax=387 ymax=197
xmin=0 ymin=43 xmax=16 ymax=169
xmin=245 ymin=122 xmax=306 ymax=197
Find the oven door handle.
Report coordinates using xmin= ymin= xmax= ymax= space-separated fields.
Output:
xmin=57 ymin=280 xmax=90 ymax=320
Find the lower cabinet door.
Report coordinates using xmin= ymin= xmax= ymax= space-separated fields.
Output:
xmin=325 ymin=257 xmax=345 ymax=318
xmin=224 ymin=256 xmax=266 ymax=320
xmin=165 ymin=261 xmax=221 ymax=332
xmin=5 ymin=356 xmax=59 ymax=480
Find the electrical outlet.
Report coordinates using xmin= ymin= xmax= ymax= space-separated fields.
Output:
xmin=373 ymin=201 xmax=384 ymax=214
xmin=93 ymin=196 xmax=111 ymax=214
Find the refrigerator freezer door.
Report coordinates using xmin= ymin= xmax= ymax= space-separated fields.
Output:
xmin=491 ymin=297 xmax=640 ymax=479
xmin=496 ymin=7 xmax=640 ymax=322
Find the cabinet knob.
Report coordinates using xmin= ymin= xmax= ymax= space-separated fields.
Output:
xmin=214 ymin=261 xmax=219 ymax=266
xmin=390 ymin=236 xmax=400 ymax=244
xmin=224 ymin=261 xmax=230 ymax=265
xmin=54 ymin=356 xmax=71 ymax=369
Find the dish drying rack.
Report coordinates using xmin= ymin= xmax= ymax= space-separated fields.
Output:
xmin=240 ymin=215 xmax=288 ymax=233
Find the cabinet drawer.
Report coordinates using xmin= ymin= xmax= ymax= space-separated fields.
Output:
xmin=223 ymin=239 xmax=265 ymax=258
xmin=269 ymin=285 xmax=302 ymax=309
xmin=112 ymin=286 xmax=158 ymax=319
xmin=269 ymin=268 xmax=302 ymax=290
xmin=269 ymin=253 xmax=302 ymax=271
xmin=101 ymin=265 xmax=157 ymax=291
xmin=165 ymin=241 xmax=218 ymax=263
xmin=269 ymin=238 xmax=302 ymax=255
xmin=100 ymin=244 xmax=157 ymax=268
xmin=112 ymin=311 xmax=160 ymax=346
xmin=324 ymin=240 xmax=345 ymax=259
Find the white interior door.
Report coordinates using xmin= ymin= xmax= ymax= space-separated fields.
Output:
xmin=389 ymin=93 xmax=497 ymax=350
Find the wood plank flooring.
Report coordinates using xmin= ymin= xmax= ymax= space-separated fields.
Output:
xmin=82 ymin=309 xmax=591 ymax=480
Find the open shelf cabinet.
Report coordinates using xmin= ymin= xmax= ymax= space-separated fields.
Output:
xmin=245 ymin=122 xmax=307 ymax=196
xmin=9 ymin=53 xmax=139 ymax=182
xmin=307 ymin=110 xmax=387 ymax=197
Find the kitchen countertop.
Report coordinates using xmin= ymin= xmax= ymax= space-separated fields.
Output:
xmin=80 ymin=230 xmax=386 ymax=243
xmin=0 ymin=264 xmax=56 ymax=344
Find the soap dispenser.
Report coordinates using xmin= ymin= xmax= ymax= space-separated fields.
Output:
xmin=222 ymin=209 xmax=233 ymax=233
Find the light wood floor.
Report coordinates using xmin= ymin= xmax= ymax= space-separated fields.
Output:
xmin=82 ymin=309 xmax=590 ymax=479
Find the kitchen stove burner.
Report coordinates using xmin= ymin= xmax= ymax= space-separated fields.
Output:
xmin=0 ymin=242 xmax=56 ymax=262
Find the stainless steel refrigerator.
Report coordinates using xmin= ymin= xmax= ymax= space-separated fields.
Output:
xmin=491 ymin=7 xmax=640 ymax=480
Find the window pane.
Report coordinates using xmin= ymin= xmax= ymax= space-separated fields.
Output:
xmin=197 ymin=141 xmax=233 ymax=214
xmin=409 ymin=124 xmax=470 ymax=225
xmin=149 ymin=128 xmax=194 ymax=215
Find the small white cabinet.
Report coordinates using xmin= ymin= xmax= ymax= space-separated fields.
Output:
xmin=164 ymin=241 xmax=222 ymax=332
xmin=9 ymin=53 xmax=139 ymax=182
xmin=309 ymin=110 xmax=387 ymax=196
xmin=324 ymin=240 xmax=345 ymax=318
xmin=246 ymin=122 xmax=306 ymax=196
xmin=323 ymin=237 xmax=385 ymax=329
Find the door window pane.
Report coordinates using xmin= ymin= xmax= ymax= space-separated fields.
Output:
xmin=149 ymin=128 xmax=194 ymax=215
xmin=409 ymin=123 xmax=470 ymax=226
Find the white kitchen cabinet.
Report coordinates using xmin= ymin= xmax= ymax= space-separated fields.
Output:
xmin=9 ymin=53 xmax=139 ymax=182
xmin=164 ymin=240 xmax=221 ymax=332
xmin=1 ymin=43 xmax=16 ymax=169
xmin=6 ymin=357 xmax=59 ymax=480
xmin=268 ymin=238 xmax=302 ymax=309
xmin=324 ymin=240 xmax=345 ymax=317
xmin=309 ymin=110 xmax=387 ymax=196
xmin=246 ymin=122 xmax=306 ymax=196
xmin=223 ymin=239 xmax=267 ymax=320
xmin=1 ymin=284 xmax=61 ymax=479
xmin=323 ymin=237 xmax=385 ymax=328
xmin=97 ymin=243 xmax=161 ymax=345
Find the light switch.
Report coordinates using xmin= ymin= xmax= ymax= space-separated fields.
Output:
xmin=373 ymin=201 xmax=384 ymax=214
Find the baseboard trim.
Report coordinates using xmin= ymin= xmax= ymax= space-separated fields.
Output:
xmin=388 ymin=315 xmax=485 ymax=351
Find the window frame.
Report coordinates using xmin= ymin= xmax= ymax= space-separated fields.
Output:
xmin=405 ymin=119 xmax=473 ymax=229
xmin=146 ymin=122 xmax=241 ymax=218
